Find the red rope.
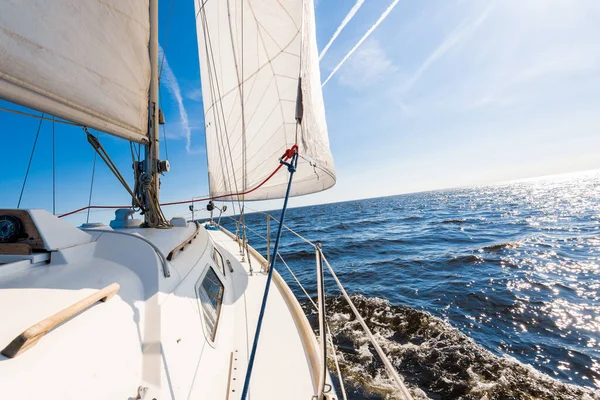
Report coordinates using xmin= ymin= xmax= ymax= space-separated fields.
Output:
xmin=58 ymin=205 xmax=131 ymax=219
xmin=58 ymin=145 xmax=298 ymax=218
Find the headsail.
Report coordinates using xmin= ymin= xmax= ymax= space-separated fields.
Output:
xmin=0 ymin=1 xmax=151 ymax=143
xmin=195 ymin=0 xmax=336 ymax=200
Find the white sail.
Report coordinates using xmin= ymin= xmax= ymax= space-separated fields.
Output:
xmin=0 ymin=1 xmax=151 ymax=143
xmin=195 ymin=0 xmax=336 ymax=200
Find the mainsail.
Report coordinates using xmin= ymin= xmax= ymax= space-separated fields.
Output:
xmin=195 ymin=0 xmax=336 ymax=200
xmin=0 ymin=1 xmax=151 ymax=143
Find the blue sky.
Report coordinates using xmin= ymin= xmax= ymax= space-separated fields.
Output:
xmin=1 ymin=0 xmax=600 ymax=224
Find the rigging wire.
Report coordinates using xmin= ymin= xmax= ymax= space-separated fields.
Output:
xmin=230 ymin=216 xmax=348 ymax=400
xmin=159 ymin=92 xmax=170 ymax=161
xmin=199 ymin=7 xmax=244 ymax=212
xmin=225 ymin=0 xmax=248 ymax=197
xmin=321 ymin=252 xmax=413 ymax=400
xmin=277 ymin=252 xmax=348 ymax=400
xmin=52 ymin=116 xmax=56 ymax=215
xmin=130 ymin=141 xmax=141 ymax=162
xmin=56 ymin=147 xmax=297 ymax=219
xmin=86 ymin=132 xmax=99 ymax=224
xmin=158 ymin=0 xmax=176 ymax=80
xmin=199 ymin=10 xmax=238 ymax=195
xmin=238 ymin=0 xmax=252 ymax=271
xmin=17 ymin=114 xmax=44 ymax=208
xmin=208 ymin=4 xmax=250 ymax=256
xmin=0 ymin=106 xmax=79 ymax=127
xmin=198 ymin=4 xmax=246 ymax=238
xmin=85 ymin=129 xmax=143 ymax=209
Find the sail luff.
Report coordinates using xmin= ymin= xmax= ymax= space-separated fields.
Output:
xmin=0 ymin=1 xmax=152 ymax=143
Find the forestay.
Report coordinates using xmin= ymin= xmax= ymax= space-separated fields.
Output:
xmin=0 ymin=1 xmax=151 ymax=143
xmin=195 ymin=0 xmax=336 ymax=200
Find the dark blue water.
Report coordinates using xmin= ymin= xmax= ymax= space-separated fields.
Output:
xmin=225 ymin=170 xmax=600 ymax=399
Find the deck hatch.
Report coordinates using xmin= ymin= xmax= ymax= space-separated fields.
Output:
xmin=196 ymin=266 xmax=224 ymax=341
xmin=212 ymin=247 xmax=225 ymax=276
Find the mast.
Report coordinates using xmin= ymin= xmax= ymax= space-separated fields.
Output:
xmin=142 ymin=0 xmax=169 ymax=227
xmin=147 ymin=0 xmax=160 ymax=200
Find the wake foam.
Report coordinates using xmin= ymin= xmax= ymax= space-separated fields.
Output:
xmin=308 ymin=295 xmax=600 ymax=400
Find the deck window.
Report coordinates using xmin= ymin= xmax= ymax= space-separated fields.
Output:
xmin=212 ymin=247 xmax=225 ymax=276
xmin=197 ymin=267 xmax=224 ymax=341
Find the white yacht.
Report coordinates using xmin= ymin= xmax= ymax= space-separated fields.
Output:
xmin=0 ymin=1 xmax=412 ymax=399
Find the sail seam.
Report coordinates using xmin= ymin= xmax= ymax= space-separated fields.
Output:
xmin=200 ymin=23 xmax=301 ymax=113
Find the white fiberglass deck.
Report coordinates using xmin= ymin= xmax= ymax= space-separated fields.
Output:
xmin=0 ymin=211 xmax=332 ymax=399
xmin=207 ymin=227 xmax=318 ymax=399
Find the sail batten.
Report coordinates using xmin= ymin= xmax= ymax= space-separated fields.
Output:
xmin=0 ymin=0 xmax=151 ymax=143
xmin=195 ymin=0 xmax=336 ymax=201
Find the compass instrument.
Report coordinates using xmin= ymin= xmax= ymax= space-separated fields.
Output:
xmin=0 ymin=215 xmax=23 ymax=243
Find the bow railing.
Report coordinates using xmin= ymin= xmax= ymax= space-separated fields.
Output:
xmin=215 ymin=210 xmax=414 ymax=400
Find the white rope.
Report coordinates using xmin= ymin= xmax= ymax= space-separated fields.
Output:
xmin=319 ymin=251 xmax=413 ymax=400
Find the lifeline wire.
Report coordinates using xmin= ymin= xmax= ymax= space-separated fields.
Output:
xmin=18 ymin=114 xmax=44 ymax=208
xmin=52 ymin=116 xmax=56 ymax=215
xmin=86 ymin=132 xmax=99 ymax=224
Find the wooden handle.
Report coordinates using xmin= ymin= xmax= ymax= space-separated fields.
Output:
xmin=1 ymin=283 xmax=120 ymax=358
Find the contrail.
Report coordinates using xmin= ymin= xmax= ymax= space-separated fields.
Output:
xmin=159 ymin=45 xmax=192 ymax=153
xmin=402 ymin=2 xmax=494 ymax=93
xmin=319 ymin=0 xmax=365 ymax=61
xmin=322 ymin=0 xmax=400 ymax=87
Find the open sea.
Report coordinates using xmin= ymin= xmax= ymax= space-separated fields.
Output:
xmin=225 ymin=170 xmax=600 ymax=399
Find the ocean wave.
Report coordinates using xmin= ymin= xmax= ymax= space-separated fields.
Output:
xmin=311 ymin=295 xmax=600 ymax=400
xmin=480 ymin=241 xmax=521 ymax=251
xmin=346 ymin=237 xmax=414 ymax=252
xmin=314 ymin=218 xmax=400 ymax=233
xmin=279 ymin=248 xmax=315 ymax=261
xmin=447 ymin=254 xmax=488 ymax=265
xmin=441 ymin=218 xmax=468 ymax=224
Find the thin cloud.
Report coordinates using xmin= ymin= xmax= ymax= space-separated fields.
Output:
xmin=473 ymin=52 xmax=600 ymax=109
xmin=319 ymin=0 xmax=365 ymax=61
xmin=187 ymin=87 xmax=203 ymax=102
xmin=322 ymin=0 xmax=400 ymax=87
xmin=338 ymin=38 xmax=398 ymax=88
xmin=159 ymin=46 xmax=193 ymax=153
xmin=402 ymin=2 xmax=494 ymax=94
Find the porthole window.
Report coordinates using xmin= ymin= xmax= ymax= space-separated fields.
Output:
xmin=212 ymin=247 xmax=225 ymax=276
xmin=196 ymin=267 xmax=224 ymax=341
